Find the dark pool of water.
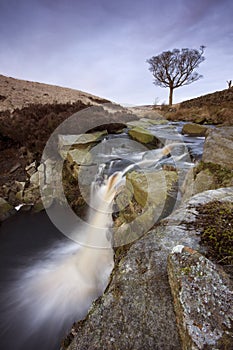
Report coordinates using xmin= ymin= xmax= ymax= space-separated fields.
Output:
xmin=0 ymin=208 xmax=73 ymax=350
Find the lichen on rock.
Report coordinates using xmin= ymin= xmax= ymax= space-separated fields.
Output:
xmin=168 ymin=246 xmax=233 ymax=350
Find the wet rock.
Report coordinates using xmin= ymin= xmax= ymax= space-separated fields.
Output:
xmin=126 ymin=170 xmax=178 ymax=207
xmin=181 ymin=123 xmax=208 ymax=136
xmin=0 ymin=197 xmax=16 ymax=221
xmin=128 ymin=126 xmax=160 ymax=145
xmin=168 ymin=246 xmax=233 ymax=350
xmin=64 ymin=187 xmax=233 ymax=350
xmin=202 ymin=127 xmax=233 ymax=170
xmin=113 ymin=170 xmax=178 ymax=245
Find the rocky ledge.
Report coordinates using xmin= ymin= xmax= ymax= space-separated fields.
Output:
xmin=63 ymin=187 xmax=233 ymax=350
xmin=168 ymin=246 xmax=233 ymax=350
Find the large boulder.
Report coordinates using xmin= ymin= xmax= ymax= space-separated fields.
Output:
xmin=181 ymin=123 xmax=208 ymax=136
xmin=58 ymin=131 xmax=107 ymax=159
xmin=202 ymin=127 xmax=233 ymax=170
xmin=113 ymin=170 xmax=178 ymax=245
xmin=181 ymin=162 xmax=233 ymax=202
xmin=0 ymin=197 xmax=16 ymax=221
xmin=168 ymin=246 xmax=233 ymax=350
xmin=128 ymin=126 xmax=156 ymax=144
xmin=126 ymin=170 xmax=178 ymax=207
xmin=64 ymin=188 xmax=233 ymax=350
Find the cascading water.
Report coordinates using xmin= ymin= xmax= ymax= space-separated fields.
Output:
xmin=0 ymin=173 xmax=123 ymax=350
xmin=0 ymin=129 xmax=199 ymax=350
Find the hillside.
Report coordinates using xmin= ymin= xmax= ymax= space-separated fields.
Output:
xmin=0 ymin=75 xmax=139 ymax=199
xmin=180 ymin=87 xmax=233 ymax=108
xmin=162 ymin=87 xmax=233 ymax=125
xmin=0 ymin=74 xmax=109 ymax=111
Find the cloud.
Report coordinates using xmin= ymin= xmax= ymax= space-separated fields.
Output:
xmin=0 ymin=0 xmax=232 ymax=104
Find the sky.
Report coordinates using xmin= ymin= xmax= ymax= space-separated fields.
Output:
xmin=0 ymin=0 xmax=232 ymax=105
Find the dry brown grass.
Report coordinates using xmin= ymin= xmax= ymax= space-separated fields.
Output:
xmin=162 ymin=93 xmax=233 ymax=125
xmin=0 ymin=74 xmax=109 ymax=112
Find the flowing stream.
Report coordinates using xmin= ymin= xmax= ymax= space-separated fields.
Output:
xmin=0 ymin=173 xmax=123 ymax=350
xmin=0 ymin=122 xmax=205 ymax=350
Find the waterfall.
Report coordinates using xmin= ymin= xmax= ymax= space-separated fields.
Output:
xmin=0 ymin=173 xmax=123 ymax=350
xmin=0 ymin=139 xmax=190 ymax=350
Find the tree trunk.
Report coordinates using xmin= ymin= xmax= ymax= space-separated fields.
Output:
xmin=169 ymin=86 xmax=173 ymax=106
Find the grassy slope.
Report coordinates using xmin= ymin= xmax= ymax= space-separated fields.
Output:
xmin=159 ymin=87 xmax=233 ymax=125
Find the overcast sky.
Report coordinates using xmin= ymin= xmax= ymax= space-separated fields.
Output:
xmin=0 ymin=0 xmax=232 ymax=105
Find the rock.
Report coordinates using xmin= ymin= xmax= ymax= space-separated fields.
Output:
xmin=39 ymin=159 xmax=58 ymax=185
xmin=66 ymin=224 xmax=182 ymax=350
xmin=25 ymin=161 xmax=37 ymax=177
xmin=181 ymin=162 xmax=233 ymax=202
xmin=0 ymin=197 xmax=16 ymax=221
xmin=128 ymin=126 xmax=158 ymax=144
xmin=127 ymin=118 xmax=168 ymax=128
xmin=23 ymin=185 xmax=40 ymax=204
xmin=193 ymin=169 xmax=215 ymax=193
xmin=58 ymin=132 xmax=107 ymax=160
xmin=9 ymin=162 xmax=21 ymax=174
xmin=181 ymin=168 xmax=215 ymax=201
xmin=181 ymin=123 xmax=208 ymax=136
xmin=202 ymin=127 xmax=233 ymax=170
xmin=14 ymin=181 xmax=26 ymax=192
xmin=29 ymin=171 xmax=39 ymax=185
xmin=126 ymin=170 xmax=178 ymax=207
xmin=58 ymin=131 xmax=107 ymax=151
xmin=15 ymin=190 xmax=24 ymax=202
xmin=167 ymin=246 xmax=233 ymax=350
xmin=113 ymin=170 xmax=178 ymax=245
xmin=67 ymin=148 xmax=92 ymax=167
xmin=65 ymin=188 xmax=233 ymax=350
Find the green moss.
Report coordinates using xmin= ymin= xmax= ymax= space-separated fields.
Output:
xmin=128 ymin=126 xmax=155 ymax=144
xmin=194 ymin=161 xmax=233 ymax=188
xmin=195 ymin=201 xmax=233 ymax=265
xmin=181 ymin=267 xmax=192 ymax=275
xmin=62 ymin=161 xmax=86 ymax=216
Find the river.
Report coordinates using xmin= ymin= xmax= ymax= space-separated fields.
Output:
xmin=0 ymin=122 xmax=205 ymax=350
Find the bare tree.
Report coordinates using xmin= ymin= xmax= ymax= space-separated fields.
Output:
xmin=147 ymin=46 xmax=205 ymax=105
xmin=227 ymin=80 xmax=232 ymax=89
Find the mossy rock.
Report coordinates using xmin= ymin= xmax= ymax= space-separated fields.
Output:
xmin=0 ymin=197 xmax=16 ymax=221
xmin=193 ymin=169 xmax=215 ymax=193
xmin=113 ymin=170 xmax=178 ymax=246
xmin=195 ymin=200 xmax=233 ymax=265
xmin=182 ymin=161 xmax=233 ymax=201
xmin=128 ymin=126 xmax=155 ymax=144
xmin=181 ymin=123 xmax=208 ymax=136
xmin=126 ymin=170 xmax=178 ymax=207
xmin=195 ymin=161 xmax=233 ymax=188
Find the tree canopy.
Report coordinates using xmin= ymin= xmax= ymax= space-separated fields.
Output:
xmin=147 ymin=46 xmax=205 ymax=105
